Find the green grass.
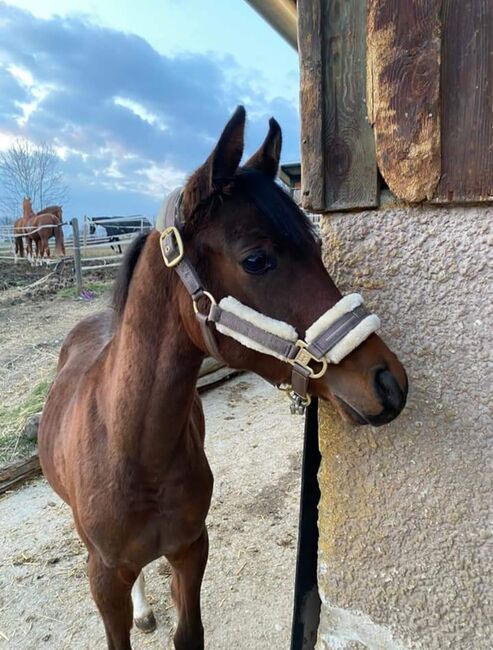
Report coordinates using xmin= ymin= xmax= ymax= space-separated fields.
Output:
xmin=58 ymin=280 xmax=111 ymax=300
xmin=0 ymin=373 xmax=54 ymax=466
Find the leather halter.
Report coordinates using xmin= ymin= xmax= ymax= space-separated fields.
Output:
xmin=157 ymin=188 xmax=380 ymax=414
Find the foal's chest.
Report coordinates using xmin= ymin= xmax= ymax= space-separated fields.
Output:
xmin=93 ymin=454 xmax=213 ymax=566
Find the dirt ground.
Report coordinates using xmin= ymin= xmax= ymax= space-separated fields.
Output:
xmin=0 ymin=260 xmax=118 ymax=410
xmin=0 ymin=270 xmax=305 ymax=649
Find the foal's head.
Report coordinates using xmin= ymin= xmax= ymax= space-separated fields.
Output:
xmin=175 ymin=107 xmax=407 ymax=426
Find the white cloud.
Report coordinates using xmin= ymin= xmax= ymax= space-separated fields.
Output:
xmin=113 ymin=96 xmax=167 ymax=131
xmin=16 ymin=86 xmax=49 ymax=126
xmin=136 ymin=162 xmax=185 ymax=197
xmin=0 ymin=131 xmax=17 ymax=151
xmin=6 ymin=64 xmax=54 ymax=126
xmin=7 ymin=63 xmax=33 ymax=87
xmin=54 ymin=144 xmax=84 ymax=160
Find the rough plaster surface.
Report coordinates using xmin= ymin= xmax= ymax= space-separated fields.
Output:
xmin=316 ymin=206 xmax=492 ymax=650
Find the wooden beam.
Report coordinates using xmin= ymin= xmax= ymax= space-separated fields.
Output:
xmin=298 ymin=0 xmax=325 ymax=212
xmin=323 ymin=0 xmax=378 ymax=210
xmin=298 ymin=1 xmax=378 ymax=212
xmin=368 ymin=1 xmax=441 ymax=202
xmin=434 ymin=0 xmax=493 ymax=202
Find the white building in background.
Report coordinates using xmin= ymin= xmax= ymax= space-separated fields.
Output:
xmin=279 ymin=162 xmax=321 ymax=233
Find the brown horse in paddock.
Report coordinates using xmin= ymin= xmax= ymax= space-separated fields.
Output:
xmin=12 ymin=200 xmax=41 ymax=260
xmin=13 ymin=214 xmax=30 ymax=260
xmin=23 ymin=197 xmax=65 ymax=263
xmin=37 ymin=204 xmax=63 ymax=223
xmin=39 ymin=107 xmax=408 ymax=650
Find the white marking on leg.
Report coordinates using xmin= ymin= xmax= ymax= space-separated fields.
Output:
xmin=131 ymin=571 xmax=153 ymax=621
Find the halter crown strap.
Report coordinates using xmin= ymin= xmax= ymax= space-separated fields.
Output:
xmin=159 ymin=189 xmax=226 ymax=364
xmin=156 ymin=188 xmax=380 ymax=409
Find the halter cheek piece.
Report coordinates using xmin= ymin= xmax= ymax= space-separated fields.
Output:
xmin=157 ymin=188 xmax=380 ymax=414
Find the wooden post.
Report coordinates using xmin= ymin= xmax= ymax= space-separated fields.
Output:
xmin=298 ymin=0 xmax=378 ymax=211
xmin=83 ymin=215 xmax=88 ymax=248
xmin=71 ymin=217 xmax=83 ymax=294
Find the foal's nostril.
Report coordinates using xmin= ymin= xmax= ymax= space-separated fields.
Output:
xmin=374 ymin=368 xmax=404 ymax=412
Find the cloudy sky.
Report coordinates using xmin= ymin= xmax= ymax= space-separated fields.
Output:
xmin=0 ymin=0 xmax=300 ymax=219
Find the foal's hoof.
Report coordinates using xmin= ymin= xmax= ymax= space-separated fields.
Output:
xmin=135 ymin=611 xmax=157 ymax=634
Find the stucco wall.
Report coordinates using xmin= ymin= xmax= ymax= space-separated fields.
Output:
xmin=316 ymin=205 xmax=492 ymax=650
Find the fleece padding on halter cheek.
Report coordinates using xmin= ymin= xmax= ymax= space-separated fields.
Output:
xmin=305 ymin=294 xmax=364 ymax=340
xmin=214 ymin=296 xmax=298 ymax=362
xmin=322 ymin=314 xmax=380 ymax=364
xmin=305 ymin=293 xmax=381 ymax=364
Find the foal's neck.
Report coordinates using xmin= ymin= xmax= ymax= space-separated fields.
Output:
xmin=105 ymin=232 xmax=204 ymax=460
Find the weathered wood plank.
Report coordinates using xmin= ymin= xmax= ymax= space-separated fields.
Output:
xmin=298 ymin=0 xmax=325 ymax=212
xmin=199 ymin=357 xmax=224 ymax=377
xmin=197 ymin=368 xmax=240 ymax=392
xmin=323 ymin=0 xmax=378 ymax=210
xmin=367 ymin=1 xmax=441 ymax=202
xmin=0 ymin=454 xmax=41 ymax=495
xmin=434 ymin=0 xmax=493 ymax=202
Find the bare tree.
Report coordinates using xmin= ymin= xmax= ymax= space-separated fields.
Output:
xmin=0 ymin=139 xmax=68 ymax=223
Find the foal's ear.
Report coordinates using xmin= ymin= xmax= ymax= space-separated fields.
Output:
xmin=209 ymin=105 xmax=246 ymax=187
xmin=183 ymin=106 xmax=245 ymax=219
xmin=244 ymin=117 xmax=282 ymax=178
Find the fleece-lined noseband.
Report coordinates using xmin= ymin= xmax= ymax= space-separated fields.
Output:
xmin=157 ymin=188 xmax=380 ymax=414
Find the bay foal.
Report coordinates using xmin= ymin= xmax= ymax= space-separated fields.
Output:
xmin=39 ymin=107 xmax=407 ymax=649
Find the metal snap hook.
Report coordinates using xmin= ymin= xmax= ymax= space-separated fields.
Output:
xmin=289 ymin=392 xmax=311 ymax=415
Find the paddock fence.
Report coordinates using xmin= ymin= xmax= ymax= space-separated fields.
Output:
xmin=1 ymin=198 xmax=321 ymax=293
xmin=0 ymin=215 xmax=151 ymax=293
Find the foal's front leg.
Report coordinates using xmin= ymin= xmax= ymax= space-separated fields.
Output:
xmin=166 ymin=528 xmax=209 ymax=650
xmin=88 ymin=552 xmax=134 ymax=650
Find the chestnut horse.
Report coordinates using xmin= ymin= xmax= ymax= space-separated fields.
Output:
xmin=13 ymin=213 xmax=30 ymax=260
xmin=39 ymin=107 xmax=407 ymax=650
xmin=12 ymin=198 xmax=37 ymax=260
xmin=23 ymin=197 xmax=65 ymax=263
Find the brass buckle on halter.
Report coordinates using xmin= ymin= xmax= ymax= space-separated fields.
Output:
xmin=289 ymin=340 xmax=327 ymax=379
xmin=193 ymin=291 xmax=217 ymax=315
xmin=160 ymin=226 xmax=184 ymax=268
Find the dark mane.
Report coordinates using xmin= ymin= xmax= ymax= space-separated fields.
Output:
xmin=112 ymin=232 xmax=150 ymax=318
xmin=235 ymin=167 xmax=317 ymax=256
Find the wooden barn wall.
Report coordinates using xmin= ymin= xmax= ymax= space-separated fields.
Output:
xmin=367 ymin=0 xmax=442 ymax=202
xmin=298 ymin=0 xmax=378 ymax=212
xmin=298 ymin=0 xmax=493 ymax=210
xmin=435 ymin=0 xmax=493 ymax=202
xmin=298 ymin=0 xmax=325 ymax=211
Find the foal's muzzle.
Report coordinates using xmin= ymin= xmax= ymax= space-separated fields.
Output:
xmin=336 ymin=366 xmax=407 ymax=427
xmin=370 ymin=367 xmax=408 ymax=425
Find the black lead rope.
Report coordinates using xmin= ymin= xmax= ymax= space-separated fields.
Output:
xmin=290 ymin=398 xmax=321 ymax=650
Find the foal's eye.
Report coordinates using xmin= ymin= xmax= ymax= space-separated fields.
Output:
xmin=241 ymin=251 xmax=276 ymax=275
